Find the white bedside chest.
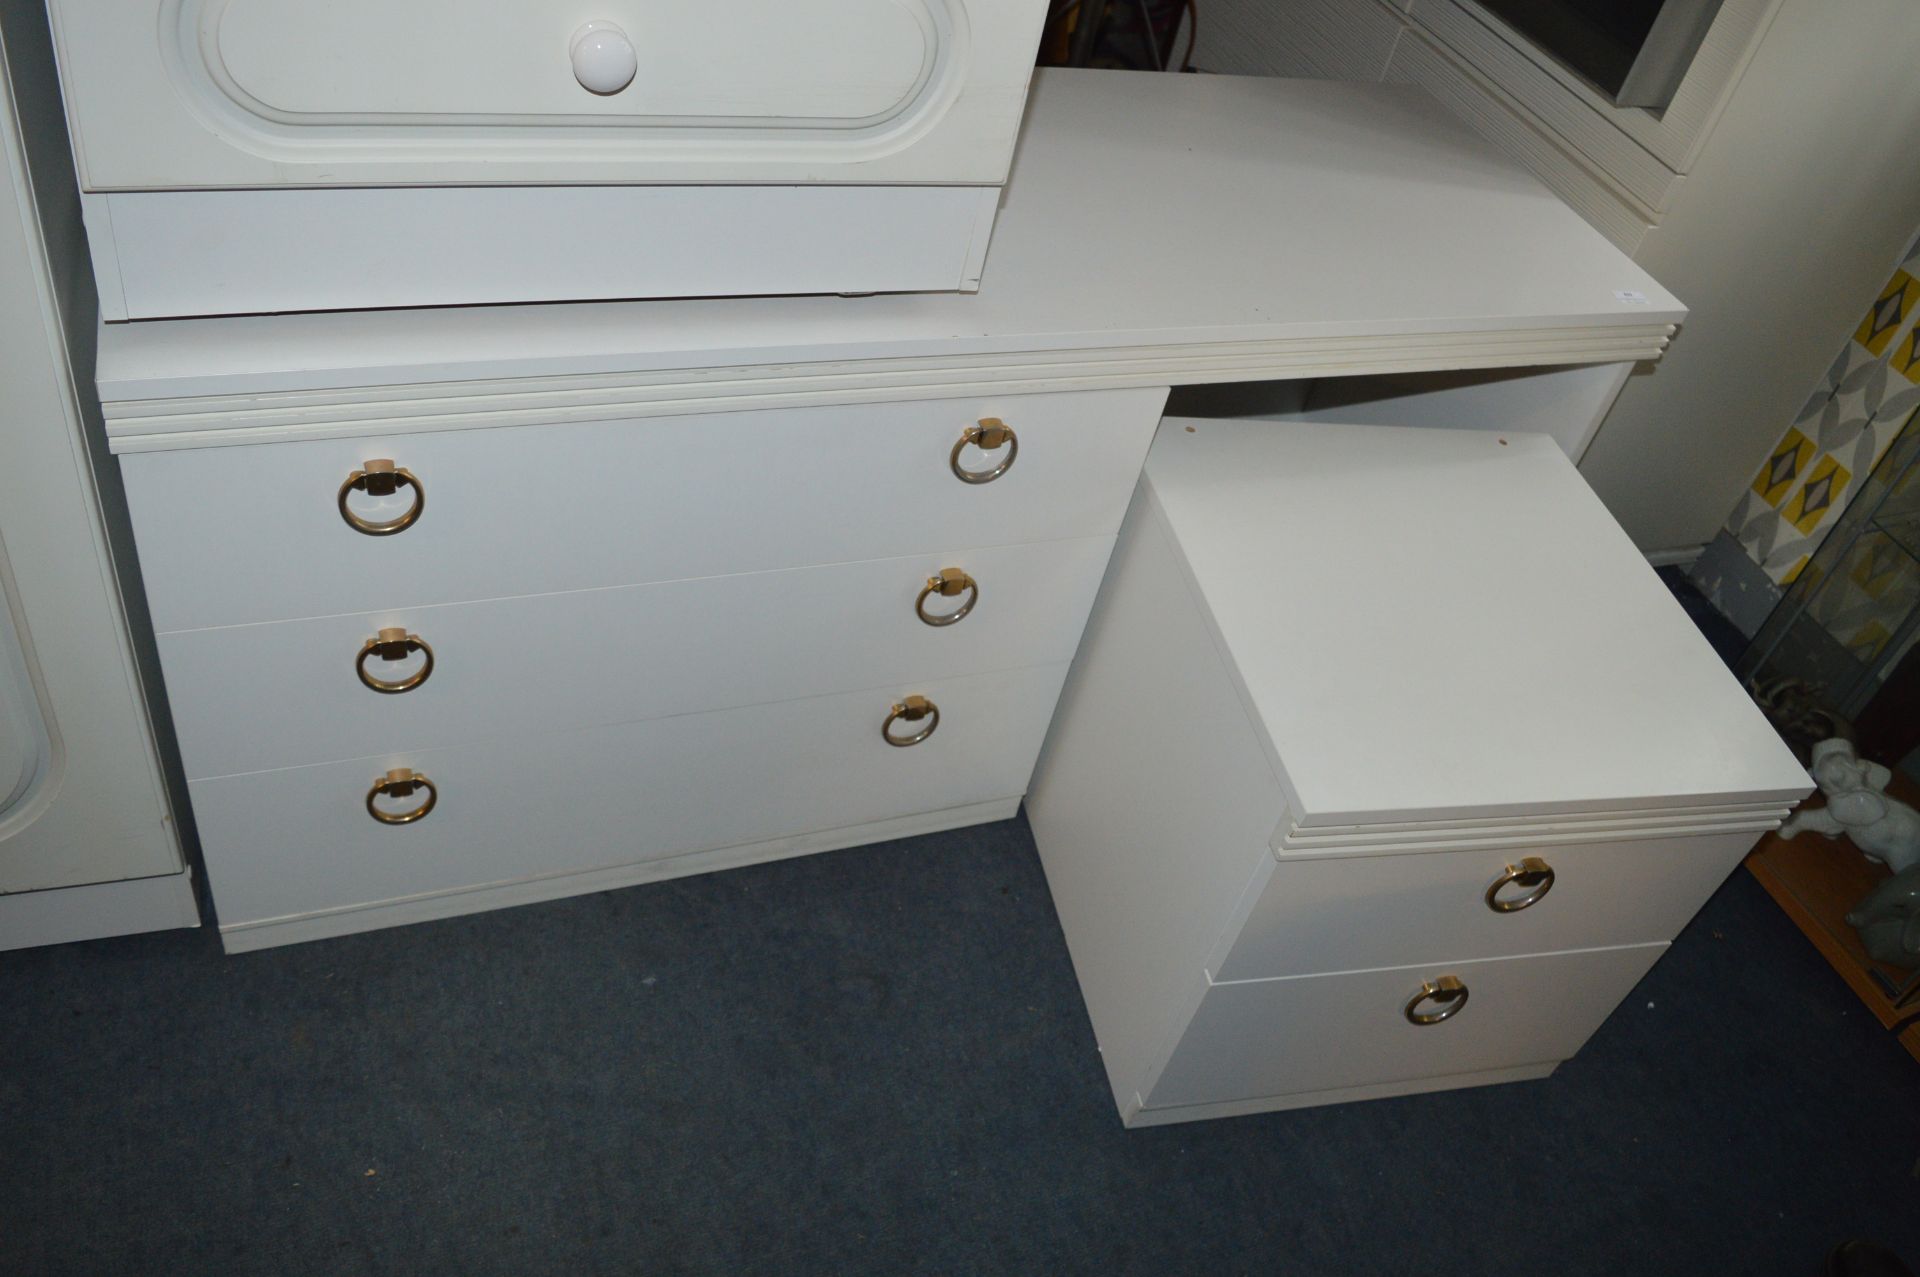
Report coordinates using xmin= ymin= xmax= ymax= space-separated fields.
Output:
xmin=1025 ymin=416 xmax=1810 ymax=1124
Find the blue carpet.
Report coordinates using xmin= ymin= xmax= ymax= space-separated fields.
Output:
xmin=3 ymin=581 xmax=1915 ymax=1276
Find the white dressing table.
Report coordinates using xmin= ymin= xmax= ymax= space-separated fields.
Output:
xmin=90 ymin=69 xmax=1804 ymax=1121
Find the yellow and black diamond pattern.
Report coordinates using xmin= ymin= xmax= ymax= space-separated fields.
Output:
xmin=1855 ymin=270 xmax=1914 ymax=357
xmin=1725 ymin=246 xmax=1920 ymax=589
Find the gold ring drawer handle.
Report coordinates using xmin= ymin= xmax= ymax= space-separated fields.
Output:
xmin=949 ymin=419 xmax=1018 ymax=484
xmin=366 ymin=768 xmax=437 ymax=825
xmin=1404 ymin=975 xmax=1468 ymax=1026
xmin=1485 ymin=856 xmax=1556 ymax=913
xmin=356 ymin=628 xmax=435 ymax=694
xmin=915 ymin=568 xmax=979 ymax=627
xmin=882 ymin=695 xmax=940 ymax=747
xmin=337 ymin=459 xmax=425 ymax=536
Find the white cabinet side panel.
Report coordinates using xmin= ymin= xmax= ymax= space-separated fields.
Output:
xmin=1299 ymin=360 xmax=1633 ymax=461
xmin=0 ymin=28 xmax=181 ymax=897
xmin=1026 ymin=480 xmax=1285 ymax=1112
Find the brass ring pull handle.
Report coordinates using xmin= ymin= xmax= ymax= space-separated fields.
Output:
xmin=337 ymin=459 xmax=425 ymax=536
xmin=356 ymin=628 xmax=435 ymax=694
xmin=1404 ymin=975 xmax=1469 ymax=1026
xmin=882 ymin=695 xmax=940 ymax=747
xmin=365 ymin=768 xmax=437 ymax=825
xmin=1485 ymin=856 xmax=1556 ymax=913
xmin=915 ymin=568 xmax=979 ymax=627
xmin=949 ymin=419 xmax=1018 ymax=484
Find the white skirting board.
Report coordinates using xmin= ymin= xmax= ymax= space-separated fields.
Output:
xmin=0 ymin=871 xmax=200 ymax=952
xmin=217 ymin=797 xmax=1019 ymax=953
xmin=84 ymin=185 xmax=1002 ymax=321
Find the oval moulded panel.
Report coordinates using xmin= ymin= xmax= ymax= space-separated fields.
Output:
xmin=55 ymin=0 xmax=1044 ymax=189
xmin=0 ymin=579 xmax=51 ymax=822
xmin=195 ymin=0 xmax=944 ymax=128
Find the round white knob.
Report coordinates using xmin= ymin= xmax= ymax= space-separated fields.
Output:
xmin=570 ymin=21 xmax=636 ymax=95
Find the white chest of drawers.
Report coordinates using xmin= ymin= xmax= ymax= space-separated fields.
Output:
xmin=85 ymin=71 xmax=1803 ymax=1129
xmin=91 ymin=70 xmax=1696 ymax=955
xmin=123 ymin=387 xmax=1165 ymax=948
xmin=43 ymin=0 xmax=1049 ymax=316
xmin=1025 ymin=418 xmax=1809 ymax=1124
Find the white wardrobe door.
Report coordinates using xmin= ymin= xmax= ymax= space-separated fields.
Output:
xmin=0 ymin=22 xmax=181 ymax=898
xmin=0 ymin=575 xmax=49 ymax=815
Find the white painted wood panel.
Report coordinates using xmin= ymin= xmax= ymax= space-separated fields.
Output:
xmin=1274 ymin=796 xmax=1790 ymax=840
xmin=99 ymin=329 xmax=1678 ymax=455
xmin=1419 ymin=0 xmax=1783 ymax=173
xmin=90 ymin=70 xmax=1684 ymax=433
xmin=1143 ymin=417 xmax=1810 ymax=826
xmin=1142 ymin=944 xmax=1666 ymax=1110
xmin=89 ymin=185 xmax=1002 ymax=321
xmin=1407 ymin=1 xmax=1683 ymax=212
xmin=220 ymin=797 xmax=1019 ymax=952
xmin=1293 ymin=360 xmax=1633 ymax=461
xmin=207 ymin=0 xmax=928 ymax=121
xmin=1027 ymin=487 xmax=1286 ymax=1115
xmin=0 ymin=28 xmax=184 ymax=903
xmin=0 ymin=577 xmax=48 ymax=816
xmin=159 ymin=537 xmax=1116 ymax=779
xmin=120 ymin=388 xmax=1164 ymax=632
xmin=191 ymin=663 xmax=1067 ymax=929
xmin=47 ymin=0 xmax=1049 ymax=187
xmin=0 ymin=871 xmax=199 ymax=952
xmin=1196 ymin=0 xmax=1779 ymax=178
xmin=1385 ymin=32 xmax=1654 ymax=254
xmin=1272 ymin=807 xmax=1786 ymax=854
xmin=1212 ymin=829 xmax=1758 ymax=982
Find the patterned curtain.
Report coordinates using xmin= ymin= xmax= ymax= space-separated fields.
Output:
xmin=1724 ymin=243 xmax=1920 ymax=586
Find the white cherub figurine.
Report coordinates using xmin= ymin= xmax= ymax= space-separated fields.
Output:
xmin=1779 ymin=737 xmax=1920 ymax=875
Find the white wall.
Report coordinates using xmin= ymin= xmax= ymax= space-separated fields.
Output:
xmin=1574 ymin=0 xmax=1920 ymax=550
xmin=1187 ymin=0 xmax=1920 ymax=554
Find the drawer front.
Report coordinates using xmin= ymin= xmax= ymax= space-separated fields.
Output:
xmin=1213 ymin=830 xmax=1758 ymax=982
xmin=123 ymin=389 xmax=1166 ymax=632
xmin=92 ymin=185 xmax=1003 ymax=321
xmin=49 ymin=0 xmax=1048 ymax=189
xmin=1144 ymin=944 xmax=1665 ymax=1110
xmin=192 ymin=663 xmax=1067 ymax=928
xmin=160 ymin=538 xmax=1115 ymax=779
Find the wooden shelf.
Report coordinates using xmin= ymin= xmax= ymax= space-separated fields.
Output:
xmin=1745 ymin=772 xmax=1920 ymax=1063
